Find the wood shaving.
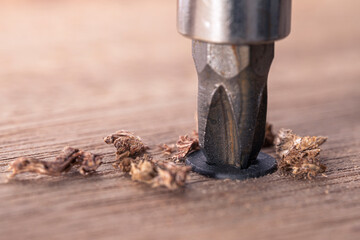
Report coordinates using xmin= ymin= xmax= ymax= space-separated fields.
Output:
xmin=173 ymin=131 xmax=200 ymax=162
xmin=130 ymin=159 xmax=191 ymax=190
xmin=104 ymin=130 xmax=192 ymax=189
xmin=104 ymin=130 xmax=147 ymax=157
xmin=263 ymin=122 xmax=275 ymax=147
xmin=158 ymin=144 xmax=175 ymax=156
xmin=114 ymin=157 xmax=133 ymax=173
xmin=275 ymin=129 xmax=327 ymax=179
xmin=78 ymin=151 xmax=103 ymax=175
xmin=130 ymin=159 xmax=157 ymax=183
xmin=104 ymin=130 xmax=148 ymax=170
xmin=153 ymin=162 xmax=192 ymax=190
xmin=8 ymin=146 xmax=102 ymax=178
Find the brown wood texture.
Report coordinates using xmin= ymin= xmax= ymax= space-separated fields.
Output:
xmin=0 ymin=0 xmax=359 ymax=239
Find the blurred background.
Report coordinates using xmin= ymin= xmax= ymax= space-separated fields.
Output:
xmin=0 ymin=0 xmax=359 ymax=126
xmin=0 ymin=0 xmax=194 ymax=121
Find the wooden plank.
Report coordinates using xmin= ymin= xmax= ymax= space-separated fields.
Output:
xmin=0 ymin=0 xmax=359 ymax=239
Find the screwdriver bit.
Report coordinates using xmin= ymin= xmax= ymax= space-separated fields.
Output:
xmin=177 ymin=0 xmax=292 ymax=179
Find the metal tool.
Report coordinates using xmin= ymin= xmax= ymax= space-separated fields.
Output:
xmin=177 ymin=0 xmax=292 ymax=179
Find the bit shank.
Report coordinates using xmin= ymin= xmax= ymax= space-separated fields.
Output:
xmin=194 ymin=41 xmax=274 ymax=168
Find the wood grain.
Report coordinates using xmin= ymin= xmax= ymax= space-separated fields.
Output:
xmin=0 ymin=0 xmax=359 ymax=239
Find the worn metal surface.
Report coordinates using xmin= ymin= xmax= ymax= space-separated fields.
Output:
xmin=193 ymin=41 xmax=274 ymax=169
xmin=177 ymin=0 xmax=292 ymax=44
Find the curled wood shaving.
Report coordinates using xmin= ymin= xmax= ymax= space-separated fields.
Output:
xmin=130 ymin=159 xmax=191 ymax=190
xmin=275 ymin=129 xmax=327 ymax=179
xmin=8 ymin=146 xmax=102 ymax=178
xmin=153 ymin=162 xmax=191 ymax=190
xmin=115 ymin=157 xmax=133 ymax=173
xmin=158 ymin=144 xmax=175 ymax=156
xmin=263 ymin=122 xmax=276 ymax=147
xmin=130 ymin=159 xmax=157 ymax=183
xmin=173 ymin=132 xmax=200 ymax=162
xmin=113 ymin=153 xmax=152 ymax=173
xmin=104 ymin=130 xmax=148 ymax=170
xmin=104 ymin=130 xmax=147 ymax=157
xmin=104 ymin=130 xmax=192 ymax=189
xmin=78 ymin=151 xmax=103 ymax=175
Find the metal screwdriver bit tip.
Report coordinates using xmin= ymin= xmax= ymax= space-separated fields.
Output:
xmin=177 ymin=0 xmax=292 ymax=179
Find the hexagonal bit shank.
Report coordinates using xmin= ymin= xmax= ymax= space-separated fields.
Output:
xmin=193 ymin=41 xmax=274 ymax=169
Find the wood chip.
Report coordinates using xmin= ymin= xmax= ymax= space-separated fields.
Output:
xmin=130 ymin=159 xmax=157 ymax=183
xmin=153 ymin=162 xmax=192 ymax=190
xmin=275 ymin=129 xmax=327 ymax=179
xmin=104 ymin=130 xmax=147 ymax=157
xmin=114 ymin=157 xmax=133 ymax=173
xmin=173 ymin=131 xmax=200 ymax=162
xmin=78 ymin=151 xmax=104 ymax=175
xmin=158 ymin=144 xmax=175 ymax=156
xmin=130 ymin=159 xmax=191 ymax=190
xmin=8 ymin=146 xmax=102 ymax=178
xmin=104 ymin=130 xmax=148 ymax=170
xmin=104 ymin=130 xmax=192 ymax=189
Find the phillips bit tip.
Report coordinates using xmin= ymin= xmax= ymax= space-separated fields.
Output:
xmin=193 ymin=41 xmax=274 ymax=169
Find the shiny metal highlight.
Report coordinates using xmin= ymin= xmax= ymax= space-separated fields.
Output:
xmin=178 ymin=0 xmax=292 ymax=44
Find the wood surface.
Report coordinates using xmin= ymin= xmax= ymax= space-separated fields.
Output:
xmin=0 ymin=0 xmax=359 ymax=239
